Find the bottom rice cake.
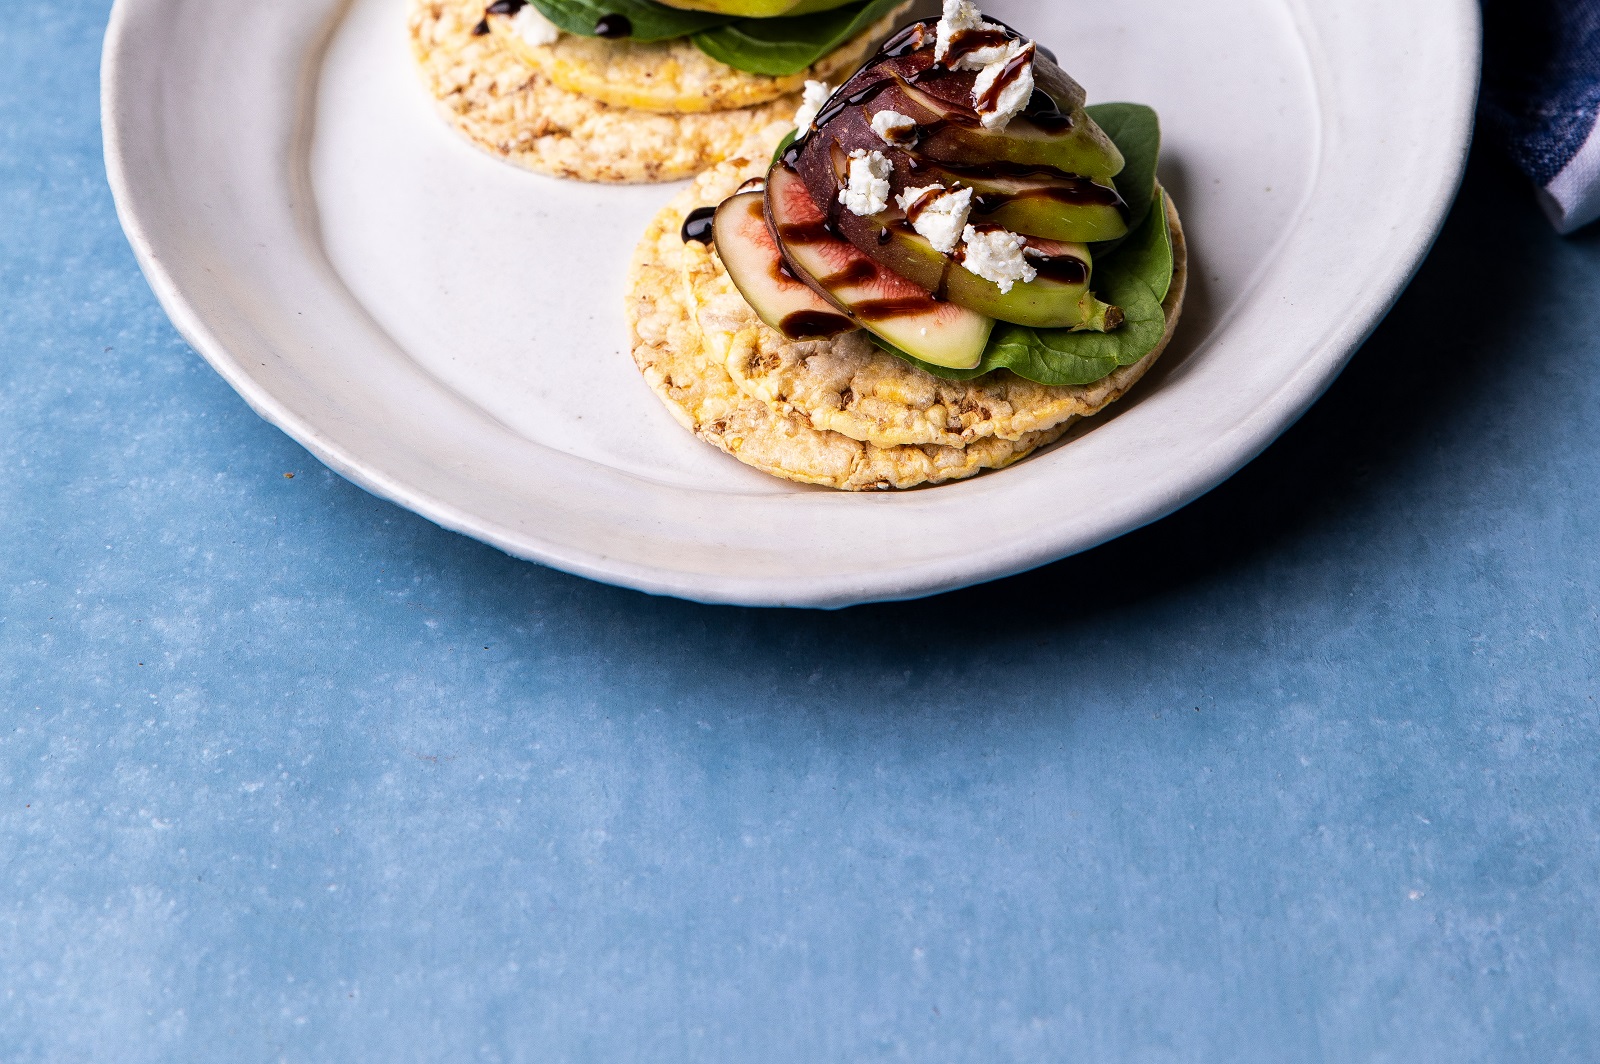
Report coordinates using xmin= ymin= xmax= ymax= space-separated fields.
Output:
xmin=626 ymin=164 xmax=1081 ymax=492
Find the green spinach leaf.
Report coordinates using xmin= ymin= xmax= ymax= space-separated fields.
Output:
xmin=527 ymin=0 xmax=735 ymax=43
xmin=1085 ymin=102 xmax=1160 ymax=233
xmin=692 ymin=0 xmax=906 ymax=76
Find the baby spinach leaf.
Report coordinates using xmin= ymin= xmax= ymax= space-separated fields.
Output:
xmin=527 ymin=0 xmax=735 ymax=43
xmin=692 ymin=0 xmax=906 ymax=76
xmin=1085 ymin=102 xmax=1160 ymax=232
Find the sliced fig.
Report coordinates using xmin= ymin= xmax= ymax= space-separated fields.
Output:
xmin=713 ymin=192 xmax=856 ymax=341
xmin=809 ymin=140 xmax=1104 ymax=330
xmin=799 ymin=102 xmax=1129 ymax=245
xmin=921 ymin=163 xmax=1129 ymax=243
xmin=766 ymin=165 xmax=993 ymax=370
xmin=869 ymin=79 xmax=1124 ymax=187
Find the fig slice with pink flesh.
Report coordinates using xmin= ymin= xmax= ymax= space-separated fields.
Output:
xmin=766 ymin=165 xmax=993 ymax=370
xmin=713 ymin=192 xmax=856 ymax=341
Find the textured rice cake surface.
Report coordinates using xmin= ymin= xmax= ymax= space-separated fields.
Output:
xmin=492 ymin=2 xmax=911 ymax=115
xmin=628 ymin=165 xmax=1073 ymax=491
xmin=409 ymin=0 xmax=795 ymax=183
xmin=683 ymin=161 xmax=1190 ymax=449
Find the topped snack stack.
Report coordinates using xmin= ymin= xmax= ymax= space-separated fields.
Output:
xmin=409 ymin=0 xmax=911 ymax=182
xmin=626 ymin=1 xmax=1187 ymax=490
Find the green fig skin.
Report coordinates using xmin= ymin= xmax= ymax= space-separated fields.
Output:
xmin=653 ymin=0 xmax=856 ymax=16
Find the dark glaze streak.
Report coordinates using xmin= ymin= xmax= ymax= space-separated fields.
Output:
xmin=484 ymin=0 xmax=525 ymax=13
xmin=812 ymin=79 xmax=899 ymax=135
xmin=680 ymin=206 xmax=718 ymax=244
xmin=854 ymin=297 xmax=940 ymax=322
xmin=776 ymin=220 xmax=837 ymax=246
xmin=816 ymin=260 xmax=879 ymax=287
xmin=594 ymin=14 xmax=632 ymax=37
xmin=1020 ymin=88 xmax=1074 ymax=133
xmin=882 ymin=21 xmax=934 ymax=58
xmin=780 ymin=311 xmax=855 ymax=339
xmin=472 ymin=18 xmax=491 ymax=35
xmin=1026 ymin=253 xmax=1088 ymax=286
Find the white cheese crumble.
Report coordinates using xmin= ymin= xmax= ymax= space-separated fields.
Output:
xmin=896 ymin=185 xmax=973 ymax=254
xmin=839 ymin=149 xmax=892 ymax=217
xmin=960 ymin=225 xmax=1036 ymax=293
xmin=935 ymin=0 xmax=1010 ymax=69
xmin=793 ymin=80 xmax=832 ymax=132
xmin=511 ymin=5 xmax=562 ymax=47
xmin=870 ymin=110 xmax=919 ymax=147
xmin=971 ymin=41 xmax=1036 ymax=130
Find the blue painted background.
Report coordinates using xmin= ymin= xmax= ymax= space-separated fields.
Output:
xmin=4 ymin=3 xmax=1600 ymax=1061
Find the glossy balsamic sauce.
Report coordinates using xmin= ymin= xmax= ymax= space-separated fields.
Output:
xmin=853 ymin=298 xmax=939 ymax=322
xmin=472 ymin=18 xmax=491 ymax=35
xmin=680 ymin=206 xmax=718 ymax=244
xmin=484 ymin=0 xmax=525 ymax=13
xmin=594 ymin=14 xmax=632 ymax=37
xmin=1027 ymin=254 xmax=1088 ymax=286
xmin=881 ymin=21 xmax=933 ymax=58
xmin=780 ymin=311 xmax=855 ymax=339
xmin=1020 ymin=88 xmax=1073 ymax=134
xmin=776 ymin=220 xmax=837 ymax=246
xmin=817 ymin=259 xmax=879 ymax=287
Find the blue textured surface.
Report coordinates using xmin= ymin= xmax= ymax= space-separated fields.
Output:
xmin=6 ymin=5 xmax=1600 ymax=1062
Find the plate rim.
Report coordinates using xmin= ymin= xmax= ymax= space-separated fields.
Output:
xmin=101 ymin=0 xmax=1484 ymax=608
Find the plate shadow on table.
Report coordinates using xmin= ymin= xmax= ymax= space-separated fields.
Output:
xmin=862 ymin=125 xmax=1567 ymax=628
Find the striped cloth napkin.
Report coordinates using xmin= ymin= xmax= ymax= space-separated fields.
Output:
xmin=1483 ymin=0 xmax=1600 ymax=233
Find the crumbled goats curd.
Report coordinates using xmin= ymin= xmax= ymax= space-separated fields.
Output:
xmin=934 ymin=0 xmax=1037 ymax=130
xmin=934 ymin=0 xmax=1011 ymax=69
xmin=896 ymin=185 xmax=973 ymax=254
xmin=960 ymin=225 xmax=1037 ymax=293
xmin=793 ymin=80 xmax=832 ymax=132
xmin=840 ymin=150 xmax=893 ymax=216
xmin=511 ymin=5 xmax=561 ymax=46
xmin=870 ymin=110 xmax=919 ymax=147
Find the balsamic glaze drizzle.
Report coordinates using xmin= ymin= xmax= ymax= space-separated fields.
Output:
xmin=594 ymin=14 xmax=632 ymax=38
xmin=680 ymin=206 xmax=718 ymax=245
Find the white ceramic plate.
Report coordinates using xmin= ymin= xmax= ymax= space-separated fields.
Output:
xmin=102 ymin=0 xmax=1480 ymax=607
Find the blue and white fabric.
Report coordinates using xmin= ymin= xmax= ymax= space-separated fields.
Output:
xmin=1483 ymin=0 xmax=1600 ymax=233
